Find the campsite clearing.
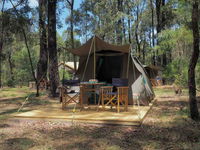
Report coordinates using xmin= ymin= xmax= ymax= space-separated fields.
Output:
xmin=0 ymin=86 xmax=200 ymax=150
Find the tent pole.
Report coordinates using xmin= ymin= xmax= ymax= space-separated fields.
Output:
xmin=93 ymin=36 xmax=96 ymax=79
xmin=126 ymin=45 xmax=131 ymax=78
xmin=81 ymin=37 xmax=94 ymax=81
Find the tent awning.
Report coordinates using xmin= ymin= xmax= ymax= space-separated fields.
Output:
xmin=69 ymin=36 xmax=130 ymax=56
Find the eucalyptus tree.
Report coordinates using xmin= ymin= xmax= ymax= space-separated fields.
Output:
xmin=48 ymin=0 xmax=59 ymax=97
xmin=66 ymin=0 xmax=77 ymax=71
xmin=0 ymin=0 xmax=6 ymax=88
xmin=36 ymin=0 xmax=48 ymax=96
xmin=188 ymin=0 xmax=199 ymax=120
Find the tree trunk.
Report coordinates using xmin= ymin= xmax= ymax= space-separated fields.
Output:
xmin=8 ymin=52 xmax=14 ymax=83
xmin=156 ymin=0 xmax=167 ymax=67
xmin=48 ymin=0 xmax=59 ymax=97
xmin=116 ymin=0 xmax=123 ymax=45
xmin=188 ymin=0 xmax=199 ymax=120
xmin=142 ymin=40 xmax=146 ymax=64
xmin=37 ymin=0 xmax=48 ymax=96
xmin=156 ymin=0 xmax=162 ymax=33
xmin=150 ymin=0 xmax=156 ymax=65
xmin=67 ymin=0 xmax=77 ymax=72
xmin=156 ymin=0 xmax=161 ymax=65
xmin=122 ymin=18 xmax=126 ymax=44
xmin=0 ymin=0 xmax=6 ymax=88
xmin=135 ymin=6 xmax=141 ymax=59
xmin=128 ymin=15 xmax=131 ymax=44
xmin=161 ymin=0 xmax=167 ymax=67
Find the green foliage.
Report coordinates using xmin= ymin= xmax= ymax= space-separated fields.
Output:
xmin=13 ymin=44 xmax=39 ymax=85
xmin=6 ymin=79 xmax=15 ymax=87
xmin=59 ymin=69 xmax=72 ymax=80
xmin=163 ymin=59 xmax=188 ymax=86
xmin=158 ymin=27 xmax=193 ymax=87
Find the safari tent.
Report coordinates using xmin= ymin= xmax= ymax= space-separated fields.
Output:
xmin=69 ymin=36 xmax=155 ymax=105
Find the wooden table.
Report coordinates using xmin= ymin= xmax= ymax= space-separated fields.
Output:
xmin=80 ymin=82 xmax=106 ymax=108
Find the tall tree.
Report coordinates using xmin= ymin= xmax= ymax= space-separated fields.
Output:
xmin=0 ymin=0 xmax=6 ymax=88
xmin=188 ymin=0 xmax=199 ymax=120
xmin=116 ymin=0 xmax=123 ymax=45
xmin=156 ymin=0 xmax=167 ymax=66
xmin=135 ymin=5 xmax=141 ymax=59
xmin=37 ymin=0 xmax=48 ymax=96
xmin=156 ymin=0 xmax=162 ymax=33
xmin=48 ymin=0 xmax=59 ymax=97
xmin=67 ymin=0 xmax=77 ymax=72
xmin=150 ymin=0 xmax=156 ymax=65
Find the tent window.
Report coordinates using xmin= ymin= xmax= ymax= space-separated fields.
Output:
xmin=96 ymin=55 xmax=123 ymax=83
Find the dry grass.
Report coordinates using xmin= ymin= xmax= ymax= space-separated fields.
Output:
xmin=0 ymin=86 xmax=200 ymax=150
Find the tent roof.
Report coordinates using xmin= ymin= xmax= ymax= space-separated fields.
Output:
xmin=69 ymin=36 xmax=130 ymax=56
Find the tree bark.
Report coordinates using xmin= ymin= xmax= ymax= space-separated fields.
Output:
xmin=135 ymin=5 xmax=141 ymax=59
xmin=128 ymin=15 xmax=131 ymax=44
xmin=156 ymin=0 xmax=162 ymax=33
xmin=156 ymin=0 xmax=167 ymax=67
xmin=116 ymin=0 xmax=123 ymax=45
xmin=188 ymin=0 xmax=199 ymax=120
xmin=161 ymin=0 xmax=167 ymax=67
xmin=8 ymin=52 xmax=14 ymax=83
xmin=142 ymin=39 xmax=146 ymax=64
xmin=48 ymin=0 xmax=59 ymax=97
xmin=67 ymin=0 xmax=77 ymax=72
xmin=37 ymin=0 xmax=48 ymax=96
xmin=0 ymin=0 xmax=6 ymax=88
xmin=150 ymin=0 xmax=156 ymax=65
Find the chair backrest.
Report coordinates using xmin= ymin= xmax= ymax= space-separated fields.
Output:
xmin=62 ymin=79 xmax=80 ymax=86
xmin=112 ymin=78 xmax=128 ymax=87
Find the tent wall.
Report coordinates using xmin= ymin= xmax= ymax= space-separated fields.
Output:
xmin=76 ymin=55 xmax=100 ymax=81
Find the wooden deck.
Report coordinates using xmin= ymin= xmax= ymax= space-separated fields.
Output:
xmin=13 ymin=100 xmax=155 ymax=126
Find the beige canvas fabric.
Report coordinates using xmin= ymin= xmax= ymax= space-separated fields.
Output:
xmin=69 ymin=36 xmax=130 ymax=56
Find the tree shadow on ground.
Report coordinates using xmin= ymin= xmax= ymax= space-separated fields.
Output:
xmin=0 ymin=108 xmax=31 ymax=116
xmin=51 ymin=96 xmax=200 ymax=150
xmin=0 ymin=97 xmax=25 ymax=105
xmin=0 ymin=137 xmax=36 ymax=150
xmin=0 ymin=124 xmax=10 ymax=128
xmin=155 ymin=100 xmax=188 ymax=108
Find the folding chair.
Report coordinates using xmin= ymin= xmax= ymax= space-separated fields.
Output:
xmin=112 ymin=78 xmax=128 ymax=112
xmin=59 ymin=80 xmax=80 ymax=109
xmin=100 ymin=78 xmax=129 ymax=112
xmin=117 ymin=86 xmax=128 ymax=112
xmin=100 ymin=86 xmax=116 ymax=110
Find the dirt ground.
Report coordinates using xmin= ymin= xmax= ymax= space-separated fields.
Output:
xmin=0 ymin=87 xmax=200 ymax=150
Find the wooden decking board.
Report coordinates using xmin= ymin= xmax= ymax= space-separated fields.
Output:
xmin=13 ymin=102 xmax=154 ymax=126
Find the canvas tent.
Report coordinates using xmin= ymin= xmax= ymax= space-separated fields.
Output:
xmin=69 ymin=36 xmax=155 ymax=105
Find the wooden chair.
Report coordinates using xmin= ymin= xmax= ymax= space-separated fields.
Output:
xmin=100 ymin=78 xmax=129 ymax=112
xmin=59 ymin=80 xmax=80 ymax=109
xmin=100 ymin=86 xmax=116 ymax=110
xmin=117 ymin=86 xmax=128 ymax=112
